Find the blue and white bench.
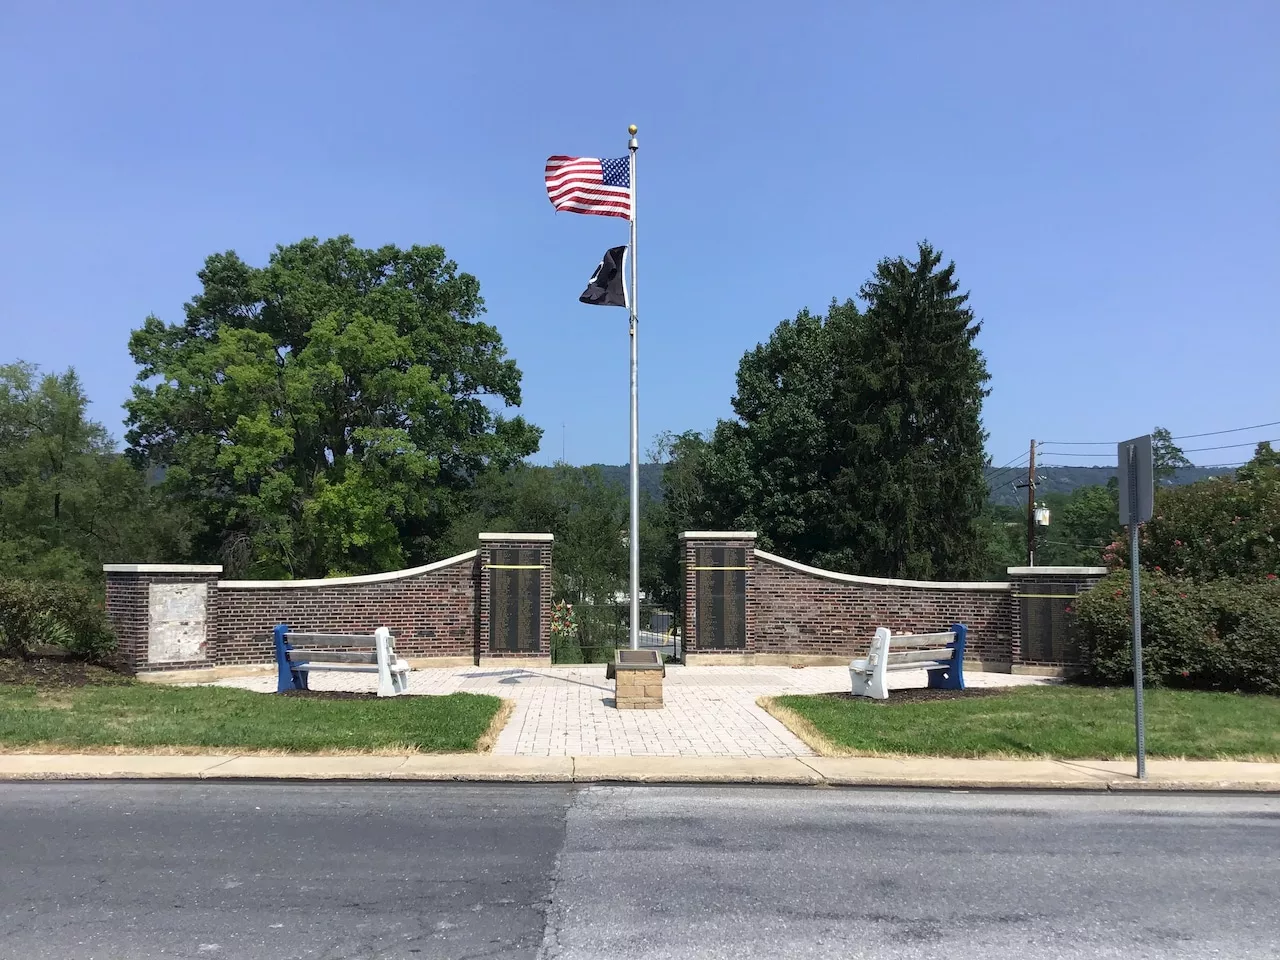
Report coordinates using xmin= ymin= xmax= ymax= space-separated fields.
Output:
xmin=849 ymin=623 xmax=967 ymax=700
xmin=272 ymin=625 xmax=409 ymax=697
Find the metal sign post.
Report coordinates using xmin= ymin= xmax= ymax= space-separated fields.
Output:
xmin=1117 ymin=435 xmax=1153 ymax=780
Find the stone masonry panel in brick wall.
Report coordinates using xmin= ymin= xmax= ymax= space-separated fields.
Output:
xmin=104 ymin=570 xmax=220 ymax=674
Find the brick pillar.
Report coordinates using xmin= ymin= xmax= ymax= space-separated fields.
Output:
xmin=102 ymin=564 xmax=223 ymax=673
xmin=1007 ymin=565 xmax=1107 ymax=674
xmin=680 ymin=531 xmax=757 ymax=663
xmin=477 ymin=533 xmax=553 ymax=662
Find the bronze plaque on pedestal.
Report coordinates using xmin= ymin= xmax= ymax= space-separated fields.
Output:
xmin=489 ymin=548 xmax=541 ymax=652
xmin=694 ymin=546 xmax=746 ymax=649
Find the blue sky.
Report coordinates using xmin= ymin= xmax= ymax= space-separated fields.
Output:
xmin=2 ymin=1 xmax=1276 ymax=471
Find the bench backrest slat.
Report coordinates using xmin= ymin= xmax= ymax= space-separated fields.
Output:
xmin=283 ymin=632 xmax=380 ymax=646
xmin=883 ymin=632 xmax=955 ymax=648
xmin=286 ymin=650 xmax=379 ymax=664
xmin=884 ymin=647 xmax=957 ymax=665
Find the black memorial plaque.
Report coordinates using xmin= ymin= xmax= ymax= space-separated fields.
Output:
xmin=1020 ymin=582 xmax=1080 ymax=663
xmin=695 ymin=546 xmax=747 ymax=649
xmin=489 ymin=548 xmax=541 ymax=652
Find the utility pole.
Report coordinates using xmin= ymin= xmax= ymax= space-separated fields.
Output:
xmin=1023 ymin=439 xmax=1037 ymax=566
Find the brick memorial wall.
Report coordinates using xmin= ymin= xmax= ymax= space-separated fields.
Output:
xmin=681 ymin=532 xmax=1105 ymax=672
xmin=103 ymin=533 xmax=554 ymax=673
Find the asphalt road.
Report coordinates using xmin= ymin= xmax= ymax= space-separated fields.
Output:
xmin=1 ymin=784 xmax=1277 ymax=959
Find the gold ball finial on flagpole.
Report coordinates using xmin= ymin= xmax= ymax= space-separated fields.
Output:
xmin=628 ymin=124 xmax=637 ymax=135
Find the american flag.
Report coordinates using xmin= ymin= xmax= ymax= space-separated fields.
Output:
xmin=544 ymin=156 xmax=632 ymax=219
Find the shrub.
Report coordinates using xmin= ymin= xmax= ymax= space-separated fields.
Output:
xmin=1075 ymin=571 xmax=1280 ymax=694
xmin=0 ymin=579 xmax=117 ymax=662
xmin=1104 ymin=451 xmax=1280 ymax=580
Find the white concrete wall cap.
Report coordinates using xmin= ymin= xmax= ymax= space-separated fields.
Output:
xmin=754 ymin=550 xmax=1011 ymax=591
xmin=679 ymin=531 xmax=758 ymax=540
xmin=217 ymin=551 xmax=479 ymax=589
xmin=1006 ymin=566 xmax=1108 ymax=576
xmin=102 ymin=564 xmax=223 ymax=574
xmin=477 ymin=532 xmax=554 ymax=542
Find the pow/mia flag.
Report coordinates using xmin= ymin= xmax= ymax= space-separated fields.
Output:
xmin=579 ymin=245 xmax=629 ymax=308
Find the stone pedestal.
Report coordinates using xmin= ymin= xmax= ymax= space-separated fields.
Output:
xmin=610 ymin=649 xmax=665 ymax=709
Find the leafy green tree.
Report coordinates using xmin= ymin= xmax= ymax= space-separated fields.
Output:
xmin=442 ymin=462 xmax=628 ymax=604
xmin=1152 ymin=425 xmax=1191 ymax=483
xmin=125 ymin=237 xmax=541 ymax=578
xmin=642 ymin=430 xmax=713 ymax=609
xmin=1036 ymin=484 xmax=1121 ymax=566
xmin=697 ymin=304 xmax=849 ymax=564
xmin=0 ymin=362 xmax=188 ymax=585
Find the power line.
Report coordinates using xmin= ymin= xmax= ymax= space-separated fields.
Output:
xmin=983 ymin=451 xmax=1030 ymax=486
xmin=1038 ymin=418 xmax=1280 ymax=447
xmin=1174 ymin=420 xmax=1280 ymax=441
xmin=985 ymin=460 xmax=1031 ymax=489
xmin=986 ymin=460 xmax=1029 ymax=480
xmin=988 ymin=451 xmax=1031 ymax=471
xmin=1039 ymin=437 xmax=1278 ymax=458
xmin=1034 ymin=461 xmax=1248 ymax=470
xmin=1181 ymin=437 xmax=1279 ymax=453
xmin=1039 ymin=453 xmax=1131 ymax=460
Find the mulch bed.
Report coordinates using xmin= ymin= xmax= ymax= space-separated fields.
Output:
xmin=813 ymin=687 xmax=1006 ymax=706
xmin=275 ymin=689 xmax=380 ymax=701
xmin=0 ymin=656 xmax=133 ymax=689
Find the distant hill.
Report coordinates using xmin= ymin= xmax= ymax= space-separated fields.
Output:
xmin=985 ymin=465 xmax=1235 ymax=506
xmin=585 ymin=463 xmax=665 ymax=502
xmin=582 ymin=461 xmax=1234 ymax=507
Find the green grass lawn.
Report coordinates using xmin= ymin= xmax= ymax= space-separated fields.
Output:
xmin=765 ymin=686 xmax=1280 ymax=760
xmin=0 ymin=664 xmax=506 ymax=754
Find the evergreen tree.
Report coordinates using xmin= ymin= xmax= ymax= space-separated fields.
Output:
xmin=827 ymin=242 xmax=991 ymax=578
xmin=682 ymin=242 xmax=990 ymax=579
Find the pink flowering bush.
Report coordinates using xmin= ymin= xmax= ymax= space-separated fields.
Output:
xmin=1108 ymin=451 xmax=1280 ymax=580
xmin=1075 ymin=571 xmax=1280 ymax=693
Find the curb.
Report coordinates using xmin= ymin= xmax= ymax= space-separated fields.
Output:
xmin=1 ymin=755 xmax=1278 ymax=792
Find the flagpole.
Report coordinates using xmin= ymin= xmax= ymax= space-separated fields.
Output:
xmin=627 ymin=123 xmax=640 ymax=652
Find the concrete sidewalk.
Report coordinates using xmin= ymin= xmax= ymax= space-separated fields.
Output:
xmin=2 ymin=753 xmax=1278 ymax=791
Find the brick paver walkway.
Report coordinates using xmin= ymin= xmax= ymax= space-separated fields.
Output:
xmin=212 ymin=665 xmax=1051 ymax=758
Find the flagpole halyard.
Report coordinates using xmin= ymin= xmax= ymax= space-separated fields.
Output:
xmin=627 ymin=124 xmax=640 ymax=652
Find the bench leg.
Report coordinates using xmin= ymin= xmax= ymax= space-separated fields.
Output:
xmin=927 ymin=664 xmax=962 ymax=690
xmin=867 ymin=669 xmax=889 ymax=700
xmin=273 ymin=624 xmax=306 ymax=693
xmin=850 ymin=669 xmax=871 ymax=698
xmin=927 ymin=624 xmax=967 ymax=691
xmin=377 ymin=665 xmax=396 ymax=698
xmin=374 ymin=627 xmax=398 ymax=697
xmin=850 ymin=668 xmax=889 ymax=700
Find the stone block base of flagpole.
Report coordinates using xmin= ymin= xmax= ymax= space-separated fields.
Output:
xmin=3 ymin=754 xmax=1280 ymax=791
xmin=607 ymin=648 xmax=665 ymax=709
